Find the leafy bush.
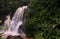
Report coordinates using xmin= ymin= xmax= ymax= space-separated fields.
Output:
xmin=25 ymin=0 xmax=60 ymax=39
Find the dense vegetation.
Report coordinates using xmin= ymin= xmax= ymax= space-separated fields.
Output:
xmin=25 ymin=0 xmax=60 ymax=39
xmin=0 ymin=0 xmax=60 ymax=39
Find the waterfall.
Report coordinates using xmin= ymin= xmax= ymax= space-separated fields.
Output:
xmin=3 ymin=6 xmax=27 ymax=36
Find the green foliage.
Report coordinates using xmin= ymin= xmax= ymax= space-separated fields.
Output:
xmin=0 ymin=0 xmax=29 ymax=12
xmin=35 ymin=32 xmax=44 ymax=39
xmin=25 ymin=0 xmax=60 ymax=39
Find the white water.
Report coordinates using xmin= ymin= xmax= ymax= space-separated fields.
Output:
xmin=3 ymin=6 xmax=27 ymax=36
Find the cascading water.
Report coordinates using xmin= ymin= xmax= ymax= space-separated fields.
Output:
xmin=3 ymin=6 xmax=27 ymax=36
